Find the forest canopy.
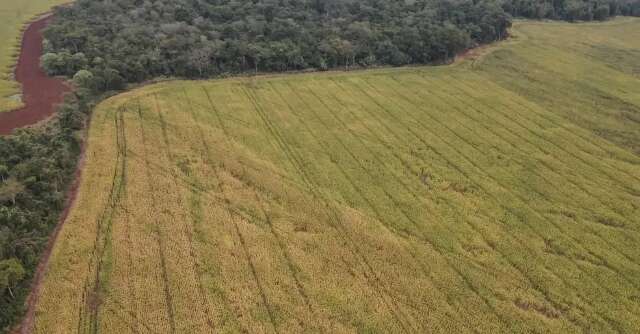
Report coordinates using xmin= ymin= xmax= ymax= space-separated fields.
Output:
xmin=41 ymin=0 xmax=513 ymax=83
xmin=503 ymin=0 xmax=640 ymax=21
xmin=41 ymin=0 xmax=640 ymax=88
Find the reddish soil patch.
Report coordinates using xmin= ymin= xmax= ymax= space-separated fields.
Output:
xmin=0 ymin=15 xmax=70 ymax=135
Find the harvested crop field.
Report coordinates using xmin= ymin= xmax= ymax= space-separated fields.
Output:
xmin=34 ymin=19 xmax=640 ymax=333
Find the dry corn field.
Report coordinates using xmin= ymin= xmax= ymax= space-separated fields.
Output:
xmin=34 ymin=19 xmax=640 ymax=333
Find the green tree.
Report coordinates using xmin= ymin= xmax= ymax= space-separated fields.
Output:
xmin=40 ymin=52 xmax=62 ymax=75
xmin=0 ymin=165 xmax=8 ymax=182
xmin=70 ymin=52 xmax=89 ymax=72
xmin=73 ymin=69 xmax=95 ymax=91
xmin=0 ymin=178 xmax=26 ymax=206
xmin=594 ymin=5 xmax=610 ymax=20
xmin=103 ymin=68 xmax=125 ymax=91
xmin=0 ymin=259 xmax=26 ymax=299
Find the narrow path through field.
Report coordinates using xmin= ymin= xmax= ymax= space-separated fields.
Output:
xmin=0 ymin=15 xmax=69 ymax=135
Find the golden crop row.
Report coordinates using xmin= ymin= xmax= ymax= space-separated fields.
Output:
xmin=35 ymin=19 xmax=640 ymax=333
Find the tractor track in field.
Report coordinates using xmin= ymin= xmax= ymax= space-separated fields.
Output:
xmin=338 ymin=74 xmax=577 ymax=322
xmin=449 ymin=72 xmax=640 ymax=188
xmin=363 ymin=75 xmax=626 ymax=330
xmin=417 ymin=74 xmax=633 ymax=219
xmin=83 ymin=108 xmax=128 ymax=334
xmin=0 ymin=15 xmax=70 ymax=135
xmin=441 ymin=73 xmax=640 ymax=198
xmin=243 ymin=84 xmax=416 ymax=334
xmin=286 ymin=81 xmax=505 ymax=330
xmin=147 ymin=95 xmax=178 ymax=334
xmin=353 ymin=76 xmax=640 ymax=321
xmin=272 ymin=83 xmax=467 ymax=325
xmin=412 ymin=75 xmax=640 ymax=265
xmin=172 ymin=90 xmax=222 ymax=331
xmin=198 ymin=87 xmax=282 ymax=334
xmin=388 ymin=74 xmax=639 ymax=326
xmin=183 ymin=87 xmax=320 ymax=332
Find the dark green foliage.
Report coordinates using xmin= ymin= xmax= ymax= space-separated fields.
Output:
xmin=0 ymin=259 xmax=25 ymax=298
xmin=501 ymin=0 xmax=640 ymax=21
xmin=41 ymin=0 xmax=512 ymax=82
xmin=0 ymin=94 xmax=90 ymax=332
xmin=41 ymin=0 xmax=639 ymax=87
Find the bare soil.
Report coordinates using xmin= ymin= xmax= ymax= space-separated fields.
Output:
xmin=0 ymin=15 xmax=70 ymax=135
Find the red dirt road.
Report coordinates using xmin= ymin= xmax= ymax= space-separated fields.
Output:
xmin=0 ymin=15 xmax=70 ymax=135
xmin=2 ymin=14 xmax=81 ymax=334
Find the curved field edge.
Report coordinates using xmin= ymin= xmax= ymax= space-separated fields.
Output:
xmin=0 ymin=0 xmax=69 ymax=113
xmin=34 ymin=19 xmax=640 ymax=333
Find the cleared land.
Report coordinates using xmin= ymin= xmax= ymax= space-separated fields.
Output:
xmin=0 ymin=0 xmax=67 ymax=113
xmin=35 ymin=19 xmax=640 ymax=333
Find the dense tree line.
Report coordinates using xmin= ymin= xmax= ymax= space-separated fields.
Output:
xmin=40 ymin=0 xmax=512 ymax=83
xmin=39 ymin=0 xmax=640 ymax=87
xmin=0 ymin=92 xmax=91 ymax=331
xmin=502 ymin=0 xmax=640 ymax=21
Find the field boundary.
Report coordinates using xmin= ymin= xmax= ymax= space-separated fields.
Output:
xmin=13 ymin=115 xmax=90 ymax=334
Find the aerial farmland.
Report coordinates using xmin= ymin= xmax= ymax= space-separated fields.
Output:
xmin=1 ymin=0 xmax=640 ymax=333
xmin=32 ymin=20 xmax=640 ymax=333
